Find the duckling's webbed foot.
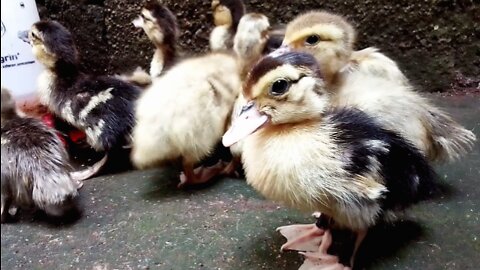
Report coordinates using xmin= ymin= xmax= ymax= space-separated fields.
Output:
xmin=299 ymin=229 xmax=350 ymax=270
xmin=277 ymin=213 xmax=331 ymax=252
xmin=70 ymin=153 xmax=109 ymax=186
xmin=178 ymin=161 xmax=225 ymax=188
xmin=277 ymin=223 xmax=325 ymax=252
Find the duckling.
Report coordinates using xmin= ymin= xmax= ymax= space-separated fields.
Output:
xmin=1 ymin=87 xmax=80 ymax=222
xmin=282 ymin=11 xmax=476 ymax=162
xmin=131 ymin=51 xmax=241 ymax=187
xmin=222 ymin=51 xmax=439 ymax=269
xmin=233 ymin=13 xmax=271 ymax=79
xmin=210 ymin=0 xmax=246 ymax=51
xmin=28 ymin=20 xmax=140 ymax=176
xmin=222 ymin=12 xmax=272 ymax=175
xmin=132 ymin=0 xmax=179 ymax=78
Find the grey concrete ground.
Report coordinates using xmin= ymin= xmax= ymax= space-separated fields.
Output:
xmin=1 ymin=94 xmax=479 ymax=270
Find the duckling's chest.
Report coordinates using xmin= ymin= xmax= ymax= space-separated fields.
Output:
xmin=242 ymin=126 xmax=347 ymax=212
xmin=37 ymin=71 xmax=55 ymax=107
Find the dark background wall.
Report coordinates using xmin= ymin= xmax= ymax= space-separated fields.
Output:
xmin=35 ymin=0 xmax=479 ymax=92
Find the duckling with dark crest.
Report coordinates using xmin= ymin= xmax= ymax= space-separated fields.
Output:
xmin=210 ymin=0 xmax=246 ymax=51
xmin=1 ymin=87 xmax=83 ymax=222
xmin=28 ymin=20 xmax=140 ymax=178
xmin=282 ymin=11 xmax=476 ymax=162
xmin=133 ymin=0 xmax=179 ymax=78
xmin=223 ymin=50 xmax=440 ymax=269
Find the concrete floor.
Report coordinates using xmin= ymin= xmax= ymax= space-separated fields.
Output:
xmin=1 ymin=94 xmax=479 ymax=270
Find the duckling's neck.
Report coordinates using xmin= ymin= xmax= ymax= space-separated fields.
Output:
xmin=53 ymin=59 xmax=81 ymax=82
xmin=150 ymin=43 xmax=176 ymax=77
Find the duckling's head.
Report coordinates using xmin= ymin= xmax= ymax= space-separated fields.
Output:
xmin=212 ymin=0 xmax=246 ymax=31
xmin=1 ymin=87 xmax=17 ymax=121
xmin=223 ymin=49 xmax=329 ymax=146
xmin=282 ymin=11 xmax=356 ymax=84
xmin=29 ymin=20 xmax=79 ymax=69
xmin=233 ymin=13 xmax=270 ymax=60
xmin=133 ymin=0 xmax=178 ymax=47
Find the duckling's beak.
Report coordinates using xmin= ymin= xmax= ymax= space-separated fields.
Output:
xmin=132 ymin=16 xmax=144 ymax=28
xmin=17 ymin=30 xmax=30 ymax=43
xmin=222 ymin=101 xmax=268 ymax=147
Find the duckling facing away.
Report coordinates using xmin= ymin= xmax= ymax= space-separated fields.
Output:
xmin=222 ymin=12 xmax=272 ymax=175
xmin=282 ymin=11 xmax=476 ymax=162
xmin=223 ymin=51 xmax=439 ymax=269
xmin=132 ymin=0 xmax=179 ymax=78
xmin=28 ymin=20 xmax=140 ymax=178
xmin=210 ymin=0 xmax=246 ymax=51
xmin=131 ymin=51 xmax=241 ymax=187
xmin=1 ymin=88 xmax=81 ymax=222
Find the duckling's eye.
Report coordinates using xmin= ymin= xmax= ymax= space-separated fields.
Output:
xmin=270 ymin=79 xmax=290 ymax=96
xmin=31 ymin=32 xmax=37 ymax=39
xmin=305 ymin=35 xmax=320 ymax=46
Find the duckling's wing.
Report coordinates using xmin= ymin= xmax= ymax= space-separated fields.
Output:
xmin=327 ymin=108 xmax=439 ymax=210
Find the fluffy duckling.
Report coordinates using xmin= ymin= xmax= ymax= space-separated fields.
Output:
xmin=222 ymin=13 xmax=272 ymax=175
xmin=222 ymin=51 xmax=439 ymax=269
xmin=131 ymin=51 xmax=241 ymax=187
xmin=282 ymin=11 xmax=476 ymax=162
xmin=132 ymin=0 xmax=179 ymax=78
xmin=1 ymin=88 xmax=80 ymax=222
xmin=28 ymin=20 xmax=140 ymax=176
xmin=233 ymin=13 xmax=271 ymax=79
xmin=210 ymin=0 xmax=246 ymax=51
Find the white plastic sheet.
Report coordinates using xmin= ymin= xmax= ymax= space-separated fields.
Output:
xmin=1 ymin=0 xmax=43 ymax=101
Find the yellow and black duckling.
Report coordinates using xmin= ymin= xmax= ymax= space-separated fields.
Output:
xmin=282 ymin=11 xmax=476 ymax=162
xmin=131 ymin=51 xmax=241 ymax=187
xmin=210 ymin=0 xmax=246 ymax=51
xmin=1 ymin=88 xmax=80 ymax=222
xmin=132 ymin=0 xmax=179 ymax=78
xmin=28 ymin=20 xmax=141 ymax=177
xmin=223 ymin=50 xmax=439 ymax=269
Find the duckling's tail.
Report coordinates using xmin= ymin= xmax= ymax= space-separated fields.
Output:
xmin=426 ymin=106 xmax=476 ymax=162
xmin=116 ymin=67 xmax=152 ymax=88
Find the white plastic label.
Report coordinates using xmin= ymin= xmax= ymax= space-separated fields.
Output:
xmin=1 ymin=0 xmax=43 ymax=101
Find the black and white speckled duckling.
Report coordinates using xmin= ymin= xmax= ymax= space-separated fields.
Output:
xmin=28 ymin=20 xmax=140 ymax=175
xmin=1 ymin=88 xmax=81 ymax=222
xmin=223 ymin=51 xmax=440 ymax=269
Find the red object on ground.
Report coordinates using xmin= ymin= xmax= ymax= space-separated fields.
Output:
xmin=69 ymin=130 xmax=86 ymax=143
xmin=40 ymin=111 xmax=87 ymax=146
xmin=41 ymin=114 xmax=68 ymax=146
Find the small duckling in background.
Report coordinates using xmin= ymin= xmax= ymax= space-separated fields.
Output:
xmin=223 ymin=12 xmax=273 ymax=176
xmin=1 ymin=88 xmax=80 ymax=222
xmin=233 ymin=13 xmax=270 ymax=79
xmin=210 ymin=0 xmax=246 ymax=51
xmin=131 ymin=51 xmax=241 ymax=187
xmin=282 ymin=11 xmax=476 ymax=162
xmin=28 ymin=20 xmax=141 ymax=177
xmin=132 ymin=0 xmax=179 ymax=78
xmin=223 ymin=51 xmax=439 ymax=269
